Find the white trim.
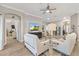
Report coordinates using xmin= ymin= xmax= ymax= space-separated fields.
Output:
xmin=1 ymin=4 xmax=43 ymax=19
xmin=0 ymin=14 xmax=4 ymax=50
xmin=4 ymin=13 xmax=22 ymax=42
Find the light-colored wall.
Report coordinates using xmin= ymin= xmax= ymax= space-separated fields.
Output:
xmin=0 ymin=5 xmax=43 ymax=50
xmin=0 ymin=14 xmax=4 ymax=50
xmin=0 ymin=5 xmax=25 ymax=42
xmin=0 ymin=6 xmax=25 ymax=50
xmin=71 ymin=13 xmax=79 ymax=41
xmin=23 ymin=15 xmax=43 ymax=34
xmin=71 ymin=14 xmax=78 ymax=27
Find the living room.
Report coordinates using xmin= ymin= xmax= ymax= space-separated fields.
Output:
xmin=0 ymin=3 xmax=79 ymax=56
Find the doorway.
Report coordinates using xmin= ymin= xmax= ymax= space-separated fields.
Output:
xmin=4 ymin=13 xmax=21 ymax=47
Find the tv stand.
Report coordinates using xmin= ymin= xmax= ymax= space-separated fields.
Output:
xmin=29 ymin=31 xmax=42 ymax=38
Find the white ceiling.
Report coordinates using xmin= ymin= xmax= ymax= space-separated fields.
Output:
xmin=1 ymin=3 xmax=79 ymax=21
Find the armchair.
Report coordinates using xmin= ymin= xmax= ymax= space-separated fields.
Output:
xmin=24 ymin=34 xmax=48 ymax=56
xmin=53 ymin=33 xmax=77 ymax=55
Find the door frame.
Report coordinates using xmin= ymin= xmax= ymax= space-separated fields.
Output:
xmin=4 ymin=13 xmax=21 ymax=45
xmin=0 ymin=13 xmax=5 ymax=50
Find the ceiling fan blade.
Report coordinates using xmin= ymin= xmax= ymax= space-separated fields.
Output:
xmin=47 ymin=3 xmax=50 ymax=9
xmin=48 ymin=10 xmax=52 ymax=14
xmin=40 ymin=3 xmax=56 ymax=14
xmin=40 ymin=9 xmax=46 ymax=11
xmin=47 ymin=5 xmax=50 ymax=9
xmin=49 ymin=11 xmax=52 ymax=13
xmin=43 ymin=11 xmax=46 ymax=14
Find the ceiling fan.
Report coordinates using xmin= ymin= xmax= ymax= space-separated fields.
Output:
xmin=40 ymin=4 xmax=56 ymax=14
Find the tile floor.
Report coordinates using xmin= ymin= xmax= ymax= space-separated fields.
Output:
xmin=0 ymin=36 xmax=79 ymax=56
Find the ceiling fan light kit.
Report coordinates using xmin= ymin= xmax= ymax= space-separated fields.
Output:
xmin=46 ymin=10 xmax=50 ymax=13
xmin=40 ymin=4 xmax=56 ymax=14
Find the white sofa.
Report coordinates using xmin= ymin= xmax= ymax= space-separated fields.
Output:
xmin=53 ymin=33 xmax=77 ymax=55
xmin=24 ymin=34 xmax=48 ymax=56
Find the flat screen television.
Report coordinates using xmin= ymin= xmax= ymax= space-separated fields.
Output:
xmin=30 ymin=23 xmax=40 ymax=31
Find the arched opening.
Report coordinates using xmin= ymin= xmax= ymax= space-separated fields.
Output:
xmin=4 ymin=13 xmax=21 ymax=48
